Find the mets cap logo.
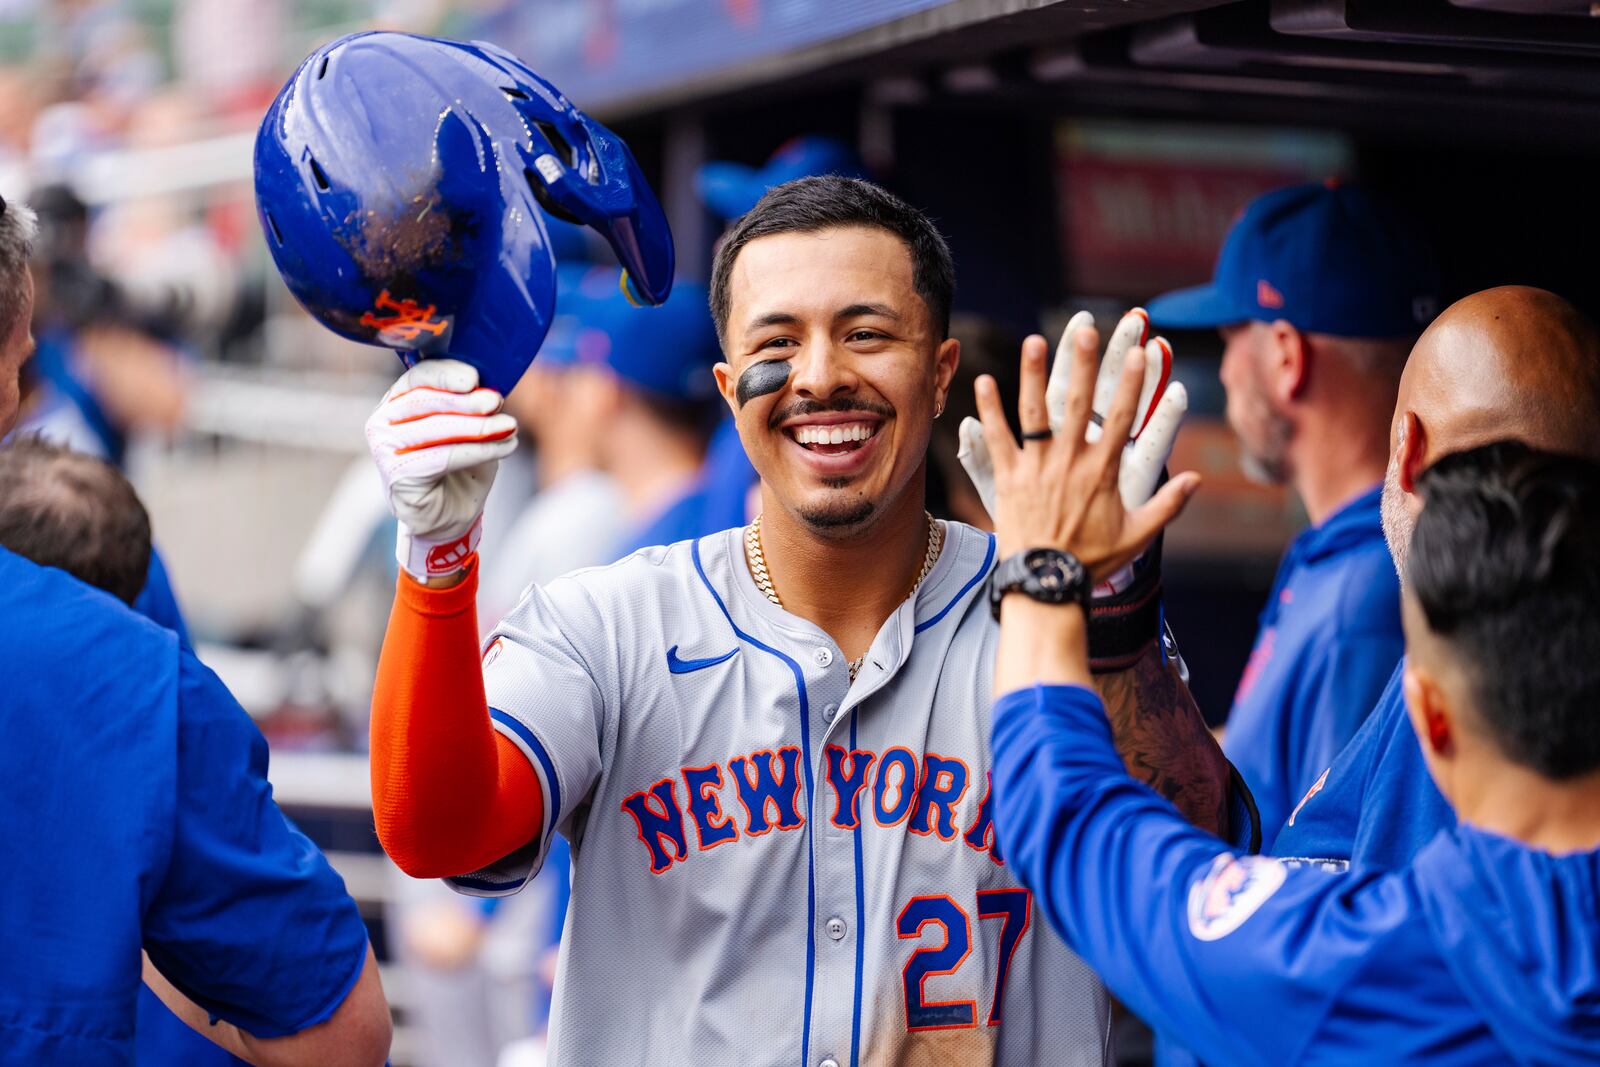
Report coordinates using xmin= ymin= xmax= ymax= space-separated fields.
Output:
xmin=1187 ymin=853 xmax=1287 ymax=942
xmin=360 ymin=289 xmax=451 ymax=347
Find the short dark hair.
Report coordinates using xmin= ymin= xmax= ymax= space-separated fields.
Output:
xmin=0 ymin=436 xmax=152 ymax=605
xmin=709 ymin=175 xmax=955 ymax=345
xmin=1410 ymin=440 xmax=1600 ymax=779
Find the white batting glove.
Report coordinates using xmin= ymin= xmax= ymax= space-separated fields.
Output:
xmin=365 ymin=359 xmax=518 ymax=581
xmin=959 ymin=309 xmax=1186 ymax=514
xmin=958 ymin=308 xmax=1189 ymax=592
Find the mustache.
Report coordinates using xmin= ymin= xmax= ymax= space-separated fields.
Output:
xmin=768 ymin=396 xmax=895 ymax=430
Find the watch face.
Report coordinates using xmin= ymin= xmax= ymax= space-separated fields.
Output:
xmin=1024 ymin=549 xmax=1078 ymax=595
xmin=990 ymin=547 xmax=1087 ymax=619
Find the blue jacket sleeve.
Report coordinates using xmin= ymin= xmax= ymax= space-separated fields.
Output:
xmin=990 ymin=684 xmax=1410 ymax=1067
xmin=141 ymin=651 xmax=370 ymax=1038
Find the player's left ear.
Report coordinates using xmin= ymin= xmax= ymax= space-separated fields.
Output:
xmin=1396 ymin=410 xmax=1427 ymax=495
xmin=713 ymin=361 xmax=738 ymax=417
xmin=934 ymin=337 xmax=961 ymax=415
xmin=1266 ymin=320 xmax=1308 ymax=403
xmin=1402 ymin=662 xmax=1456 ymax=785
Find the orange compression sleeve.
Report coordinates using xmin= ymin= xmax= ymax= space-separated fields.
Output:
xmin=370 ymin=556 xmax=544 ymax=878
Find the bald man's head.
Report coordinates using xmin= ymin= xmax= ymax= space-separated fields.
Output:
xmin=1382 ymin=286 xmax=1600 ymax=576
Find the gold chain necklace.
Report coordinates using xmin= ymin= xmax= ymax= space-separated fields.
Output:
xmin=745 ymin=511 xmax=944 ymax=683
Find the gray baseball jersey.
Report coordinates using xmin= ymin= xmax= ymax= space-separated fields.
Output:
xmin=455 ymin=520 xmax=1112 ymax=1066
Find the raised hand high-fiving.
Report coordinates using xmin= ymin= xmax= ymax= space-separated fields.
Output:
xmin=972 ymin=326 xmax=1200 ymax=580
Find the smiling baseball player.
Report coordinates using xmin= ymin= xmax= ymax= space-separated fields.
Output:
xmin=260 ymin=43 xmax=1239 ymax=1059
xmin=353 ymin=163 xmax=1252 ymax=1064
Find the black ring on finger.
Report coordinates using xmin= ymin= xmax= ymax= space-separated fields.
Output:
xmin=1021 ymin=428 xmax=1053 ymax=442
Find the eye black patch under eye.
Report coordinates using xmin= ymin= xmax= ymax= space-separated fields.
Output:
xmin=736 ymin=359 xmax=791 ymax=408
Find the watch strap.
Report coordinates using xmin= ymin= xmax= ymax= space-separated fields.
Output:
xmin=1086 ymin=531 xmax=1163 ymax=673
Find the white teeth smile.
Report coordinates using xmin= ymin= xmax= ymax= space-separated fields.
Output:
xmin=793 ymin=422 xmax=878 ymax=446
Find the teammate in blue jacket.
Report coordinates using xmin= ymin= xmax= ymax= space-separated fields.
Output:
xmin=1145 ymin=183 xmax=1436 ymax=846
xmin=973 ymin=320 xmax=1600 ymax=1063
xmin=1272 ymin=285 xmax=1600 ymax=871
xmin=0 ymin=196 xmax=390 ymax=1065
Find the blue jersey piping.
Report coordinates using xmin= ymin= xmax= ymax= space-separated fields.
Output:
xmin=915 ymin=533 xmax=996 ymax=634
xmin=849 ymin=707 xmax=866 ymax=1067
xmin=491 ymin=706 xmax=563 ymax=847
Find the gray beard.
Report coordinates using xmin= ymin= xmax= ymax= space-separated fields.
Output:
xmin=1380 ymin=450 xmax=1413 ymax=581
xmin=1240 ymin=448 xmax=1285 ymax=486
xmin=1235 ymin=387 xmax=1292 ymax=486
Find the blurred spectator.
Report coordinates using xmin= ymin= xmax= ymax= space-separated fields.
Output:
xmin=0 ymin=432 xmax=148 ymax=602
xmin=388 ymin=837 xmax=569 ymax=1067
xmin=571 ymin=276 xmax=724 ymax=556
xmin=0 ymin=68 xmax=42 ymax=169
xmin=396 ymin=258 xmax=625 ymax=1067
xmin=476 ymin=215 xmax=615 ymax=592
xmin=482 ymin=264 xmax=626 ymax=625
xmin=13 ymin=182 xmax=187 ymax=464
xmin=172 ymin=0 xmax=287 ymax=113
xmin=1146 ymin=180 xmax=1439 ymax=849
xmin=0 ymin=430 xmax=190 ymax=641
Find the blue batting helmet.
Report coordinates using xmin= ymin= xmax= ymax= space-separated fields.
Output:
xmin=253 ymin=31 xmax=674 ymax=395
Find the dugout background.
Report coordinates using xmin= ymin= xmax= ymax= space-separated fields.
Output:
xmin=4 ymin=2 xmax=1597 ymax=1063
xmin=589 ymin=0 xmax=1600 ymax=725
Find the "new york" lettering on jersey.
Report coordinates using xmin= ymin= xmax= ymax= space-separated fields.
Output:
xmin=620 ymin=744 xmax=1007 ymax=874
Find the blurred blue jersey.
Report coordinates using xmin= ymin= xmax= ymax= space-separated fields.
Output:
xmin=126 ymin=553 xmax=247 ymax=1065
xmin=696 ymin=415 xmax=758 ymax=532
xmin=993 ymin=684 xmax=1600 ymax=1066
xmin=620 ymin=416 xmax=757 ymax=557
xmin=1271 ymin=658 xmax=1456 ymax=870
xmin=1223 ymin=485 xmax=1403 ymax=850
xmin=133 ymin=547 xmax=192 ymax=648
xmin=620 ymin=479 xmax=719 ymax=558
xmin=0 ymin=546 xmax=369 ymax=1065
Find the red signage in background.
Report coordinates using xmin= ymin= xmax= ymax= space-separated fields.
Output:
xmin=1165 ymin=418 xmax=1307 ymax=561
xmin=1058 ymin=121 xmax=1352 ymax=301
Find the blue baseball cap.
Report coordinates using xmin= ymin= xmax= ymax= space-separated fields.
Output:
xmin=1146 ymin=182 xmax=1441 ymax=338
xmin=536 ymin=264 xmax=619 ymax=368
xmin=551 ymin=270 xmax=721 ymax=403
xmin=698 ymin=136 xmax=869 ymax=221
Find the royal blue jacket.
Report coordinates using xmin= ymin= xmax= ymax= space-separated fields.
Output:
xmin=126 ymin=553 xmax=250 ymax=1065
xmin=1271 ymin=658 xmax=1456 ymax=871
xmin=1223 ymin=485 xmax=1403 ymax=851
xmin=0 ymin=547 xmax=369 ymax=1065
xmin=993 ymin=684 xmax=1600 ymax=1066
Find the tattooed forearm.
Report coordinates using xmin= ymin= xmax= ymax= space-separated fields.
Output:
xmin=1095 ymin=643 xmax=1231 ymax=838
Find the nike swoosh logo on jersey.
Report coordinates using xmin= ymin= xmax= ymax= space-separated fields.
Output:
xmin=666 ymin=645 xmax=739 ymax=674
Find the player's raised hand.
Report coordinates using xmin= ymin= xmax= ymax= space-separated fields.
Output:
xmin=958 ymin=308 xmax=1188 ymax=520
xmin=972 ymin=328 xmax=1199 ymax=580
xmin=365 ymin=358 xmax=518 ymax=581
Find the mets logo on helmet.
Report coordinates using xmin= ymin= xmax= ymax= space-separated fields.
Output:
xmin=1186 ymin=853 xmax=1288 ymax=942
xmin=360 ymin=290 xmax=450 ymax=346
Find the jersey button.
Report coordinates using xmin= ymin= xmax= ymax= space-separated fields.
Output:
xmin=822 ymin=703 xmax=838 ymax=722
xmin=820 ymin=1059 xmax=840 ymax=1067
xmin=813 ymin=647 xmax=834 ymax=667
xmin=826 ymin=916 xmax=847 ymax=941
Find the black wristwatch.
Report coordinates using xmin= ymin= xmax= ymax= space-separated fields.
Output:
xmin=989 ymin=548 xmax=1091 ymax=620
